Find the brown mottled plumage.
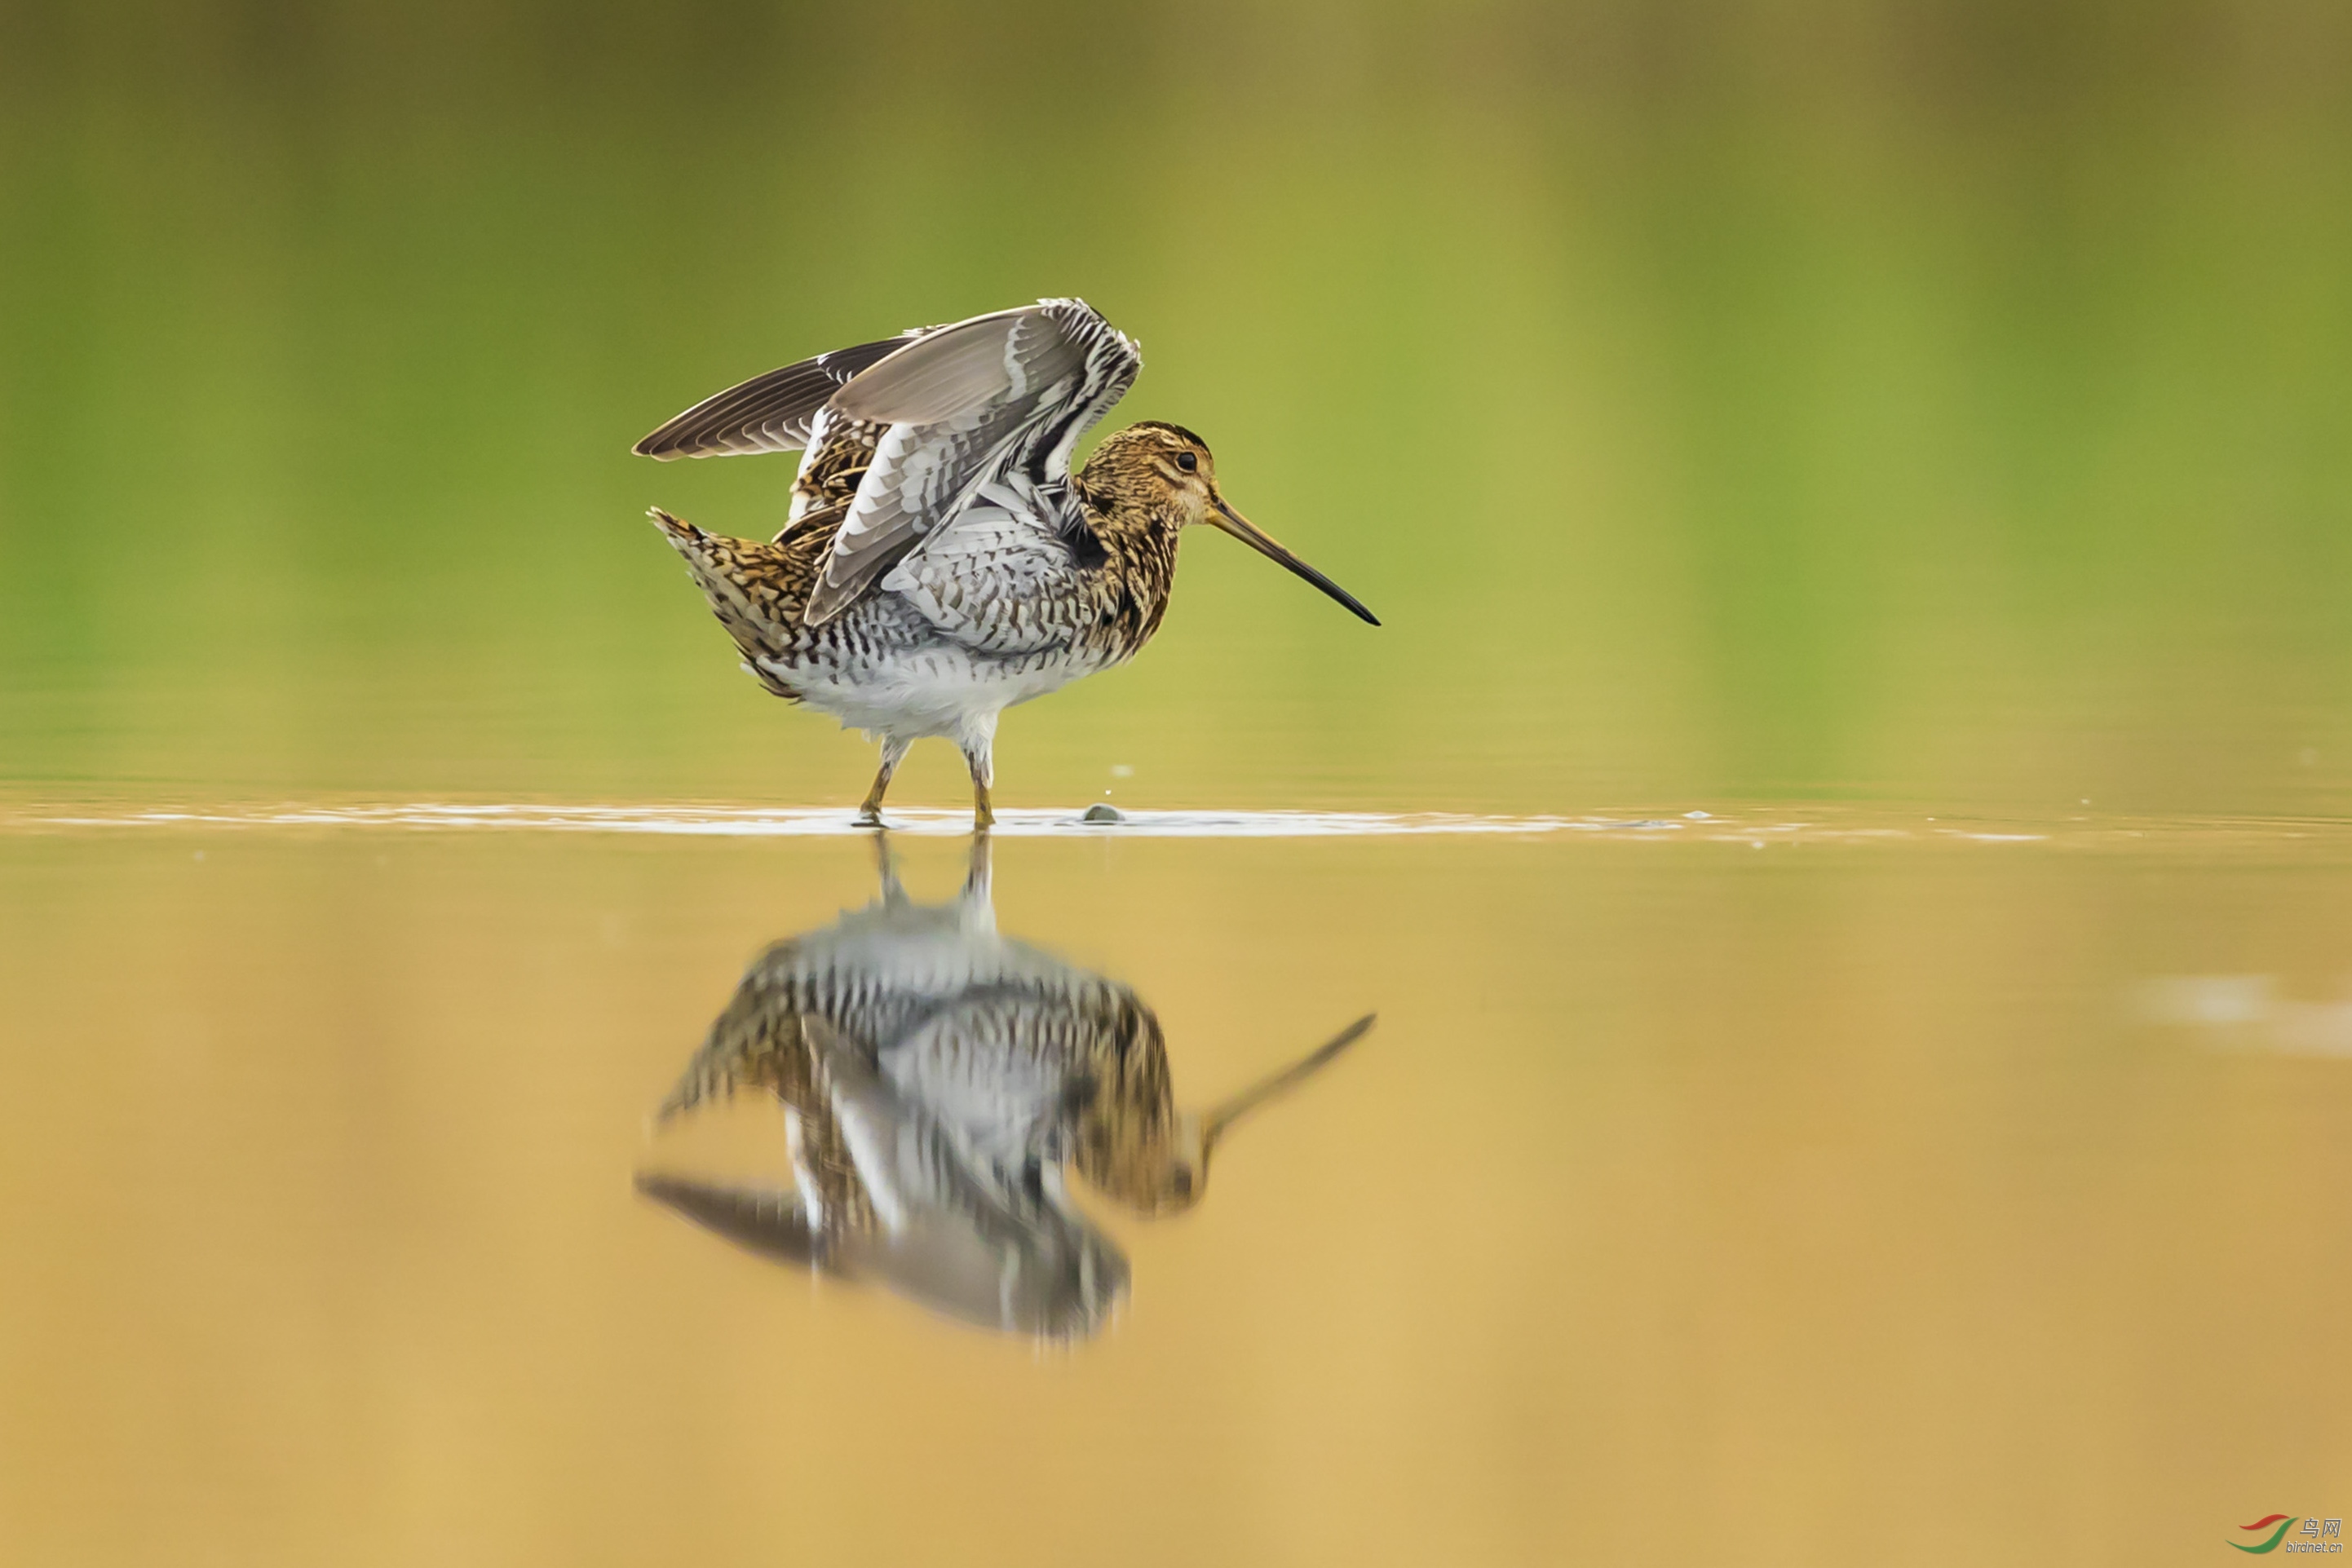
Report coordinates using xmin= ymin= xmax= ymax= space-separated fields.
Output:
xmin=634 ymin=300 xmax=1377 ymax=826
xmin=776 ymin=415 xmax=884 ymax=537
xmin=635 ymin=835 xmax=1372 ymax=1338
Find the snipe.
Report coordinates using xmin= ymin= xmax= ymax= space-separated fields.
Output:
xmin=634 ymin=298 xmax=1378 ymax=827
xmin=637 ymin=834 xmax=1372 ymax=1339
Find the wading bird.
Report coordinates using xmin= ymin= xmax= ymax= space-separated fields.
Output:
xmin=636 ymin=836 xmax=1373 ymax=1339
xmin=634 ymin=298 xmax=1378 ymax=827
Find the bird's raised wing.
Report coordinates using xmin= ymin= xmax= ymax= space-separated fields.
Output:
xmin=632 ymin=329 xmax=926 ymax=460
xmin=880 ymin=990 xmax=1096 ymax=1170
xmin=635 ymin=1175 xmax=831 ymax=1268
xmin=812 ymin=1014 xmax=1127 ymax=1337
xmin=802 ymin=298 xmax=1140 ymax=626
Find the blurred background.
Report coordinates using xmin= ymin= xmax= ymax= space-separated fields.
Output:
xmin=5 ymin=0 xmax=2350 ymax=815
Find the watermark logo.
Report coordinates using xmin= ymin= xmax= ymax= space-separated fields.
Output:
xmin=2233 ymin=1516 xmax=2344 ymax=1554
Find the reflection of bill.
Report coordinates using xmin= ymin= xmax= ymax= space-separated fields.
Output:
xmin=637 ymin=835 xmax=1372 ymax=1341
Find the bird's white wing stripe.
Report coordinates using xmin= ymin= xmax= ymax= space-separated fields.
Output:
xmin=1002 ymin=316 xmax=1032 ymax=399
xmin=801 ymin=299 xmax=1143 ymax=626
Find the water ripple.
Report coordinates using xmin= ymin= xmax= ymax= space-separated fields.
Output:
xmin=11 ymin=802 xmax=1580 ymax=838
xmin=5 ymin=799 xmax=2348 ymax=848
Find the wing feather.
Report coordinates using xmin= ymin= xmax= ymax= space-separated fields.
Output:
xmin=632 ymin=330 xmax=926 ymax=461
xmin=804 ymin=299 xmax=1140 ymax=626
xmin=829 ymin=307 xmax=1087 ymax=426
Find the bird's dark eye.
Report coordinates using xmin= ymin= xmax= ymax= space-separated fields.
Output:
xmin=1175 ymin=451 xmax=1197 ymax=473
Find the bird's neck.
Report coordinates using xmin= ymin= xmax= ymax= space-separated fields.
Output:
xmin=1072 ymin=1004 xmax=1178 ymax=1205
xmin=1079 ymin=492 xmax=1183 ymax=651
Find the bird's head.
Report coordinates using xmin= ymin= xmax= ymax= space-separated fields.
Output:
xmin=1080 ymin=423 xmax=1380 ymax=625
xmin=1077 ymin=1014 xmax=1376 ymax=1218
xmin=1072 ymin=1113 xmax=1206 ymax=1219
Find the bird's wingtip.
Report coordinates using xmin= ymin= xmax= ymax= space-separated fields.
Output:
xmin=800 ymin=582 xmax=851 ymax=629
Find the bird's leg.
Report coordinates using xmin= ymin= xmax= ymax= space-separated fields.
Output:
xmin=869 ymin=826 xmax=907 ymax=906
xmin=954 ymin=832 xmax=996 ymax=934
xmin=961 ymin=830 xmax=993 ymax=903
xmin=959 ymin=723 xmax=997 ymax=831
xmin=855 ymin=737 xmax=911 ymax=827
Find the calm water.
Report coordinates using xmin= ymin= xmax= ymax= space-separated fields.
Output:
xmin=7 ymin=3 xmax=2352 ymax=1563
xmin=6 ymin=806 xmax=2352 ymax=1566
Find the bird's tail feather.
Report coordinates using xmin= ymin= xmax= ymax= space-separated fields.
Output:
xmin=646 ymin=506 xmax=808 ymax=693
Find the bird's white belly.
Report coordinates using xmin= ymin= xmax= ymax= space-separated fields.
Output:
xmin=763 ymin=640 xmax=1106 ymax=742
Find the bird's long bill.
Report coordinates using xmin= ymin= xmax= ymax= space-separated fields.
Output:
xmin=1209 ymin=499 xmax=1381 ymax=626
xmin=1201 ymin=1014 xmax=1377 ymax=1151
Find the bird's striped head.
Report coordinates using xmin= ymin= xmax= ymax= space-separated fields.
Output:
xmin=1078 ymin=1014 xmax=1375 ymax=1218
xmin=1078 ymin=422 xmax=1381 ymax=626
xmin=1080 ymin=422 xmax=1221 ymax=527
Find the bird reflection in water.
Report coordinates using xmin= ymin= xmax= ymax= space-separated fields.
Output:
xmin=636 ymin=835 xmax=1372 ymax=1341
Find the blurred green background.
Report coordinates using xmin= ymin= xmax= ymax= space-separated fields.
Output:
xmin=4 ymin=0 xmax=2351 ymax=815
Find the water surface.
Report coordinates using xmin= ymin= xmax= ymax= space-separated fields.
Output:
xmin=6 ymin=811 xmax=2352 ymax=1565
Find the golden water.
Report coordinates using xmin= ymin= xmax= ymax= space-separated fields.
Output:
xmin=5 ymin=807 xmax=2350 ymax=1563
